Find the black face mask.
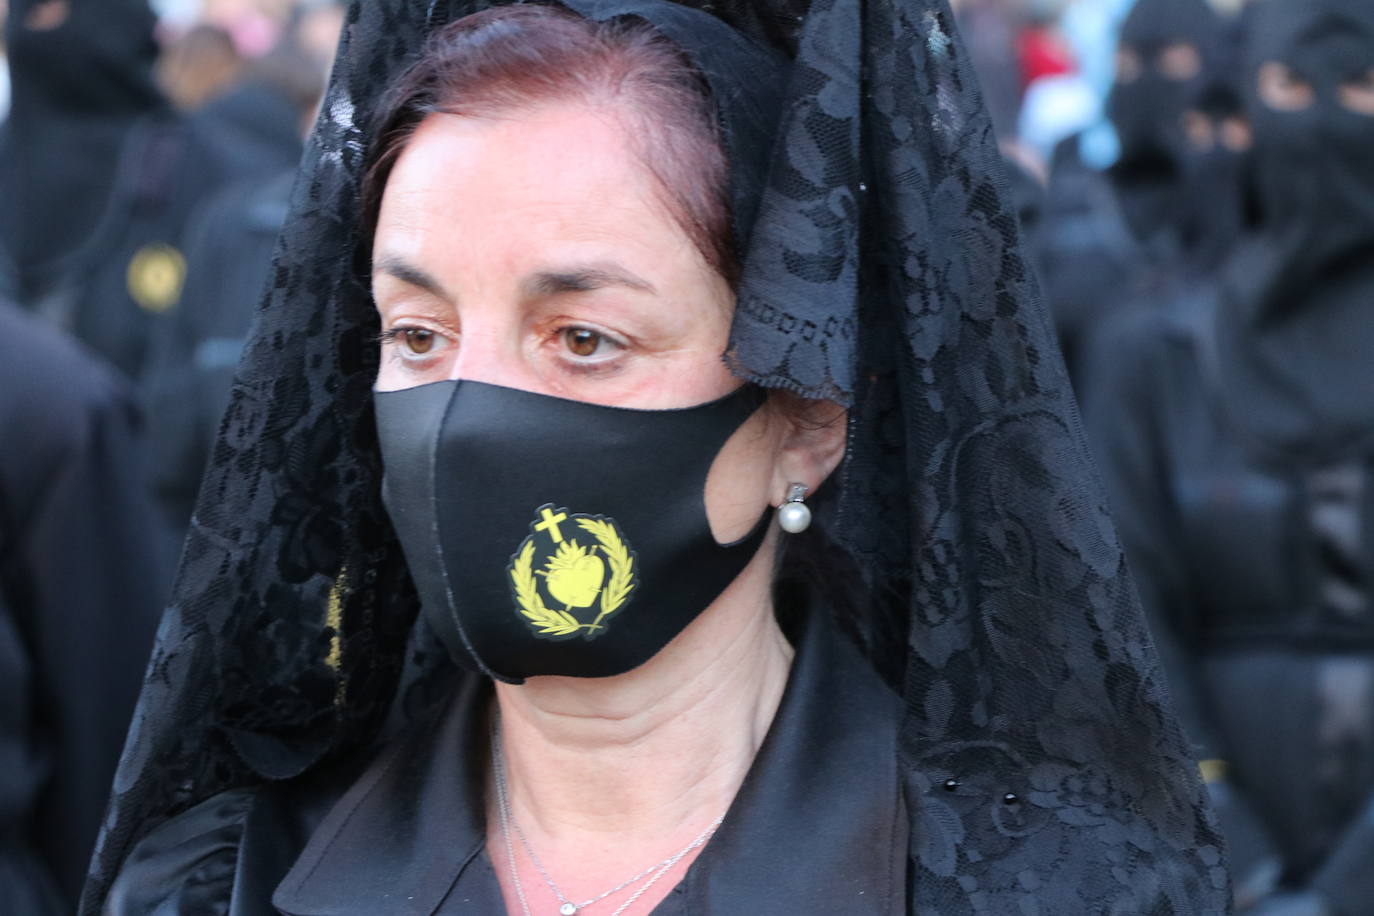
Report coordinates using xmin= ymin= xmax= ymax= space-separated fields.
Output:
xmin=1247 ymin=22 xmax=1374 ymax=251
xmin=375 ymin=380 xmax=771 ymax=683
xmin=1212 ymin=0 xmax=1374 ymax=459
xmin=1108 ymin=0 xmax=1224 ymax=170
xmin=1171 ymin=82 xmax=1250 ymax=268
xmin=4 ymin=0 xmax=162 ymax=115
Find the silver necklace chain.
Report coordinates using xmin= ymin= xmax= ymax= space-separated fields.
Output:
xmin=491 ymin=720 xmax=725 ymax=916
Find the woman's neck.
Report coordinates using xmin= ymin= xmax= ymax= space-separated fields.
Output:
xmin=489 ymin=551 xmax=793 ymax=887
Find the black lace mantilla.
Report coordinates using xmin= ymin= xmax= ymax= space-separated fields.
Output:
xmin=83 ymin=1 xmax=1229 ymax=912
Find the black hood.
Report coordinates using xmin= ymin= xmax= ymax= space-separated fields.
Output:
xmin=1243 ymin=0 xmax=1374 ymax=242
xmin=4 ymin=0 xmax=162 ymax=115
xmin=1216 ymin=0 xmax=1374 ymax=459
xmin=1108 ymin=0 xmax=1226 ymax=171
xmin=0 ymin=0 xmax=166 ymax=294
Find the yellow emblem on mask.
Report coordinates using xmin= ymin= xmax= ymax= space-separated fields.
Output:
xmin=508 ymin=504 xmax=638 ymax=640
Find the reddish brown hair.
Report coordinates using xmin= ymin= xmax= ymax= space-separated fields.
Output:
xmin=360 ymin=4 xmax=736 ymax=283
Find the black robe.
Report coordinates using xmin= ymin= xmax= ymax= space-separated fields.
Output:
xmin=0 ymin=302 xmax=168 ymax=914
xmin=1038 ymin=142 xmax=1158 ymax=390
xmin=1085 ymin=295 xmax=1374 ymax=913
xmin=102 ymin=605 xmax=907 ymax=915
xmin=141 ymin=169 xmax=295 ymax=559
xmin=1040 ymin=0 xmax=1242 ymax=398
xmin=26 ymin=88 xmax=303 ymax=384
xmin=0 ymin=0 xmax=163 ymax=305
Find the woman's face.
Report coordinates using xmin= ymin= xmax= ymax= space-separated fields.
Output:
xmin=372 ymin=104 xmax=736 ymax=410
xmin=371 ymin=103 xmax=838 ymax=542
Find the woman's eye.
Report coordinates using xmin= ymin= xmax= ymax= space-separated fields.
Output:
xmin=402 ymin=328 xmax=437 ymax=355
xmin=380 ymin=326 xmax=449 ymax=361
xmin=562 ymin=327 xmax=620 ymax=359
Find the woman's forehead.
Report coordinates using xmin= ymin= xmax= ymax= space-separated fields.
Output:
xmin=392 ymin=107 xmax=645 ymax=186
xmin=377 ymin=107 xmax=674 ymax=243
xmin=372 ymin=106 xmax=718 ymax=297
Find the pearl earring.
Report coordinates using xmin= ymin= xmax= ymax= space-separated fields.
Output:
xmin=777 ymin=483 xmax=812 ymax=534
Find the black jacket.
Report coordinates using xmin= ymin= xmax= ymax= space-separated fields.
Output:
xmin=1085 ymin=294 xmax=1374 ymax=913
xmin=104 ymin=607 xmax=906 ymax=915
xmin=0 ymin=302 xmax=167 ymax=913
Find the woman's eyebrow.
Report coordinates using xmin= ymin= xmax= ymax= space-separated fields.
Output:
xmin=373 ymin=256 xmax=453 ymax=302
xmin=525 ymin=263 xmax=657 ymax=297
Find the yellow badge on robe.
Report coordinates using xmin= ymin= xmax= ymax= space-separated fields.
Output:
xmin=508 ymin=504 xmax=638 ymax=640
xmin=126 ymin=243 xmax=187 ymax=313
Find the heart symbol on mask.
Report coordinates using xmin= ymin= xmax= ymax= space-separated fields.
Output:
xmin=542 ymin=539 xmax=606 ymax=609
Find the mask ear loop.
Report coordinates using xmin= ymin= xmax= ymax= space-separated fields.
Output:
xmin=777 ymin=483 xmax=811 ymax=533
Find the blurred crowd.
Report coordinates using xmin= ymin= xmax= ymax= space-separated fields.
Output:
xmin=0 ymin=1 xmax=341 ymax=912
xmin=960 ymin=2 xmax=1374 ymax=914
xmin=3 ymin=0 xmax=1374 ymax=914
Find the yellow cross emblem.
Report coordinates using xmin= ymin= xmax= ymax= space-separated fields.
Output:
xmin=534 ymin=507 xmax=568 ymax=542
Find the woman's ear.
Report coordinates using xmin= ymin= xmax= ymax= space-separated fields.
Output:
xmin=769 ymin=395 xmax=848 ymax=504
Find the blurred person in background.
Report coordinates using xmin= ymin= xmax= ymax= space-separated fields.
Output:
xmin=1015 ymin=0 xmax=1138 ymax=168
xmin=157 ymin=22 xmax=244 ymax=111
xmin=1104 ymin=0 xmax=1232 ymax=255
xmin=1175 ymin=70 xmax=1253 ymax=275
xmin=189 ymin=9 xmax=325 ymax=181
xmin=953 ymin=0 xmax=1024 ymax=139
xmin=201 ymin=0 xmax=293 ymax=57
xmin=140 ymin=0 xmax=340 ymax=561
xmin=294 ymin=0 xmax=343 ymax=65
xmin=1017 ymin=0 xmax=1076 ymax=90
xmin=953 ymin=0 xmax=1058 ymax=286
xmin=0 ymin=0 xmax=313 ymax=385
xmin=1086 ymin=2 xmax=1374 ymax=912
xmin=0 ymin=299 xmax=167 ymax=915
xmin=1037 ymin=0 xmax=1238 ymax=390
xmin=0 ymin=4 xmax=331 ymax=908
xmin=0 ymin=0 xmax=164 ymax=318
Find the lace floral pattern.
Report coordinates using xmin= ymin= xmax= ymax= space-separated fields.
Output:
xmin=84 ymin=1 xmax=1229 ymax=913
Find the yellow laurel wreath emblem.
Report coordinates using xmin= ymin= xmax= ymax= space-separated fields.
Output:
xmin=510 ymin=540 xmax=583 ymax=637
xmin=575 ymin=517 xmax=636 ymax=634
xmin=509 ymin=514 xmax=637 ymax=639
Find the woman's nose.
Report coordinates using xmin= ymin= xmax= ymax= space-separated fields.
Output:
xmin=445 ymin=319 xmax=535 ymax=392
